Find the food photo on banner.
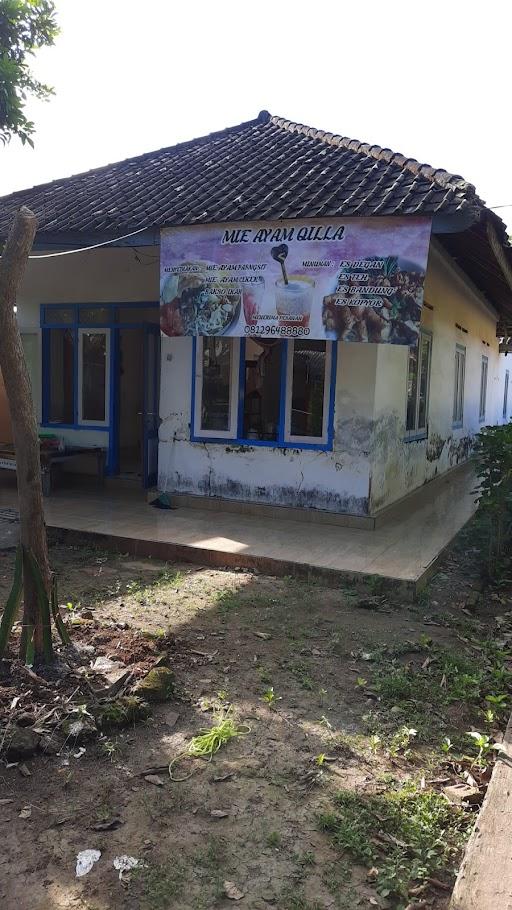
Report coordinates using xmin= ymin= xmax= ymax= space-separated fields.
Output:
xmin=160 ymin=217 xmax=432 ymax=345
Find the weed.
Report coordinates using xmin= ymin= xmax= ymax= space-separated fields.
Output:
xmin=289 ymin=661 xmax=315 ymax=691
xmin=485 ymin=692 xmax=508 ymax=712
xmin=388 ymin=725 xmax=417 ymax=758
xmin=319 ymin=784 xmax=471 ymax=905
xmin=440 ymin=736 xmax=452 ymax=754
xmin=257 ymin=665 xmax=272 ymax=684
xmin=366 ymin=575 xmax=388 ymax=595
xmin=261 ymin=686 xmax=281 ymax=707
xmin=466 ymin=730 xmax=499 ymax=768
xmin=101 ymin=738 xmax=119 ymax=761
xmin=294 ymin=850 xmax=315 ymax=868
xmin=266 ymin=830 xmax=281 ymax=848
xmin=368 ymin=733 xmax=381 ymax=754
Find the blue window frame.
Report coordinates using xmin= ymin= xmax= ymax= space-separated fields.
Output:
xmin=40 ymin=302 xmax=159 ymax=474
xmin=191 ymin=337 xmax=337 ymax=452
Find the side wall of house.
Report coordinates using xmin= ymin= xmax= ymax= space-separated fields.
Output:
xmin=158 ymin=338 xmax=374 ymax=515
xmin=369 ymin=243 xmax=504 ymax=513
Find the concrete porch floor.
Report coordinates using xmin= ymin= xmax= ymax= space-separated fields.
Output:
xmin=0 ymin=463 xmax=477 ymax=589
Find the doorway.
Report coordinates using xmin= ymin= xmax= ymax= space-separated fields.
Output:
xmin=118 ymin=327 xmax=144 ymax=478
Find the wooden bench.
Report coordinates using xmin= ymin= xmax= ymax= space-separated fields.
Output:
xmin=0 ymin=443 xmax=106 ymax=496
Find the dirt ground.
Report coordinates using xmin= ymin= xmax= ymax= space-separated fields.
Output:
xmin=0 ymin=523 xmax=509 ymax=910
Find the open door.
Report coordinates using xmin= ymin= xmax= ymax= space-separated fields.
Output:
xmin=143 ymin=324 xmax=160 ymax=488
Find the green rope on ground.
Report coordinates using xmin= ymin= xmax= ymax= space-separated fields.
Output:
xmin=169 ymin=709 xmax=251 ymax=782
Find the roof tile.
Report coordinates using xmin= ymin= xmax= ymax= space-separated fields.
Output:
xmin=0 ymin=109 xmax=489 ymax=236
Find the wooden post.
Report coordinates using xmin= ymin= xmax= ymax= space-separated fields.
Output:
xmin=0 ymin=207 xmax=52 ymax=662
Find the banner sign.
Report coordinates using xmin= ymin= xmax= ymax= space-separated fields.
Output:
xmin=160 ymin=217 xmax=432 ymax=344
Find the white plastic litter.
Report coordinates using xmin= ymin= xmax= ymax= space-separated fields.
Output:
xmin=113 ymin=855 xmax=140 ymax=880
xmin=76 ymin=849 xmax=101 ymax=877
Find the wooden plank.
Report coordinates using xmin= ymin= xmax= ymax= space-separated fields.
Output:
xmin=450 ymin=714 xmax=512 ymax=909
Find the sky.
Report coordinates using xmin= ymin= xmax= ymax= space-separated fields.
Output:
xmin=1 ymin=0 xmax=511 ymax=230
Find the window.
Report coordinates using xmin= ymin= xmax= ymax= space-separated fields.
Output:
xmin=406 ymin=331 xmax=432 ymax=437
xmin=48 ymin=328 xmax=75 ymax=424
xmin=194 ymin=338 xmax=239 ymax=438
xmin=243 ymin=339 xmax=282 ymax=441
xmin=78 ymin=329 xmax=110 ymax=424
xmin=285 ymin=340 xmax=330 ymax=443
xmin=42 ymin=302 xmax=158 ymax=429
xmin=504 ymin=370 xmax=509 ymax=420
xmin=479 ymin=355 xmax=488 ymax=422
xmin=193 ymin=338 xmax=334 ymax=449
xmin=453 ymin=344 xmax=466 ymax=427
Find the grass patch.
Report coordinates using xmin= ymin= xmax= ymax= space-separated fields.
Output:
xmin=319 ymin=784 xmax=471 ymax=907
xmin=279 ymin=887 xmax=323 ymax=910
xmin=367 ymin=641 xmax=512 ymax=742
xmin=216 ymin=590 xmax=243 ymax=613
xmin=125 ymin=568 xmax=183 ymax=599
xmin=289 ymin=661 xmax=315 ymax=691
xmin=134 ymin=860 xmax=185 ymax=909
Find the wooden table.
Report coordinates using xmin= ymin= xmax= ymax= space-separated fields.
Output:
xmin=0 ymin=444 xmax=107 ymax=496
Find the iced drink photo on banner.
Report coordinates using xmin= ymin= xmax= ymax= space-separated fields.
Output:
xmin=275 ymin=275 xmax=315 ymax=328
xmin=271 ymin=243 xmax=314 ymax=329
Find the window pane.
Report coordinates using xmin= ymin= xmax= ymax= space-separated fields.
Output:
xmin=82 ymin=332 xmax=107 ymax=421
xmin=79 ymin=306 xmax=111 ymax=324
xmin=45 ymin=306 xmax=74 ymax=325
xmin=201 ymin=338 xmax=232 ymax=432
xmin=417 ymin=335 xmax=431 ymax=430
xmin=49 ymin=329 xmax=74 ymax=423
xmin=290 ymin=340 xmax=326 ymax=438
xmin=243 ymin=339 xmax=281 ymax=441
xmin=454 ymin=348 xmax=465 ymax=424
xmin=480 ymin=357 xmax=488 ymax=420
xmin=406 ymin=344 xmax=419 ymax=431
xmin=117 ymin=306 xmax=159 ymax=324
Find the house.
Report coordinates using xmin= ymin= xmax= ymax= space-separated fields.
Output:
xmin=0 ymin=111 xmax=511 ymax=524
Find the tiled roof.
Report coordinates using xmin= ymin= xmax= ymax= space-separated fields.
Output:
xmin=0 ymin=111 xmax=488 ymax=236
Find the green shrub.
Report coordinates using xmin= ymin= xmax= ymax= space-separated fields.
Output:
xmin=474 ymin=423 xmax=512 ymax=580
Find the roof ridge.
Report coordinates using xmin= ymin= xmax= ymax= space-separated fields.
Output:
xmin=270 ymin=114 xmax=480 ymax=200
xmin=0 ymin=110 xmax=272 ymax=205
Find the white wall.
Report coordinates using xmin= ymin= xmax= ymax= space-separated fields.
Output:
xmin=369 ymin=242 xmax=504 ymax=512
xmin=158 ymin=337 xmax=374 ymax=515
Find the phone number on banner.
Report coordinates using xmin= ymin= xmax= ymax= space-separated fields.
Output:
xmin=244 ymin=325 xmax=311 ymax=337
